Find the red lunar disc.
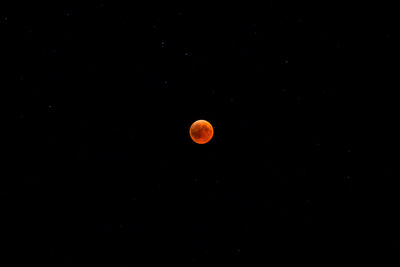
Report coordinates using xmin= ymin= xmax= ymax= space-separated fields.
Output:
xmin=189 ymin=120 xmax=214 ymax=144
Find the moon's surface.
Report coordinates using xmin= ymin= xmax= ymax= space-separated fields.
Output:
xmin=190 ymin=120 xmax=214 ymax=144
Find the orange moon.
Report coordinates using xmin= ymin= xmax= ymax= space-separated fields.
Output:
xmin=189 ymin=120 xmax=214 ymax=144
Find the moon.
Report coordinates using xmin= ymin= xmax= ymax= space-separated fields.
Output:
xmin=189 ymin=120 xmax=214 ymax=144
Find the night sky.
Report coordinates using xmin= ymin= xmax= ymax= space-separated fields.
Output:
xmin=1 ymin=1 xmax=397 ymax=266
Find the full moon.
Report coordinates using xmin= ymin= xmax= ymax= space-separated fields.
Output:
xmin=189 ymin=120 xmax=214 ymax=144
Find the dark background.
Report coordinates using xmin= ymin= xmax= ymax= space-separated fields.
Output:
xmin=1 ymin=1 xmax=397 ymax=266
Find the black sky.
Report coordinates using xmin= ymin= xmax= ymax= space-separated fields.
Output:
xmin=1 ymin=1 xmax=398 ymax=266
